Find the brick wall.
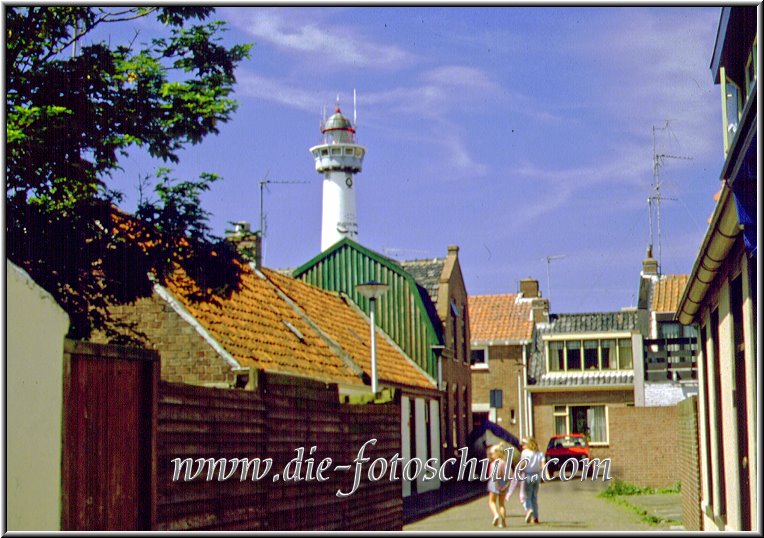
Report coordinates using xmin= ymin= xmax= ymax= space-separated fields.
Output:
xmin=677 ymin=396 xmax=702 ymax=530
xmin=608 ymin=405 xmax=679 ymax=488
xmin=440 ymin=255 xmax=472 ymax=452
xmin=471 ymin=344 xmax=524 ymax=431
xmin=92 ymin=293 xmax=233 ymax=387
xmin=531 ymin=390 xmax=633 ymax=462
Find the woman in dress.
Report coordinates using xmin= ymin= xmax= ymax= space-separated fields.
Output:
xmin=486 ymin=442 xmax=510 ymax=527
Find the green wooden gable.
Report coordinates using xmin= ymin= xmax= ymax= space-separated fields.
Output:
xmin=292 ymin=239 xmax=443 ymax=380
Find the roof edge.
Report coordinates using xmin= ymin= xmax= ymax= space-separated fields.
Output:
xmin=153 ymin=282 xmax=242 ymax=371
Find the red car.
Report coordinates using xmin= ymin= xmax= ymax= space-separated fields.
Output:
xmin=544 ymin=433 xmax=590 ymax=477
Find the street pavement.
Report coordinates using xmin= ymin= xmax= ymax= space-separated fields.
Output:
xmin=404 ymin=478 xmax=683 ymax=532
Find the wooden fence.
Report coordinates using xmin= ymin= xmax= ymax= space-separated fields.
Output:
xmin=61 ymin=340 xmax=403 ymax=530
xmin=156 ymin=373 xmax=403 ymax=531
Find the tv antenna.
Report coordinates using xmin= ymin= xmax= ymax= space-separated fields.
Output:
xmin=542 ymin=254 xmax=566 ymax=302
xmin=382 ymin=247 xmax=429 ymax=259
xmin=650 ymin=121 xmax=692 ymax=275
xmin=259 ymin=175 xmax=309 ymax=265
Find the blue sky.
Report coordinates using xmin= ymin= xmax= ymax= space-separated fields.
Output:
xmin=110 ymin=7 xmax=725 ymax=314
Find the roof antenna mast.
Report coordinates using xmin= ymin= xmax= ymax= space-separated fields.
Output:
xmin=542 ymin=254 xmax=566 ymax=303
xmin=649 ymin=121 xmax=692 ymax=276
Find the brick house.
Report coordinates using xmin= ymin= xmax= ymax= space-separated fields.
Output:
xmin=676 ymin=6 xmax=757 ymax=531
xmin=399 ymin=247 xmax=473 ymax=459
xmin=468 ymin=278 xmax=548 ymax=443
xmin=93 ymin=240 xmax=445 ymax=500
xmin=527 ymin=310 xmax=641 ymax=461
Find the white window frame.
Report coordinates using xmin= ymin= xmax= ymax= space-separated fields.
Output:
xmin=551 ymin=404 xmax=610 ymax=447
xmin=544 ymin=333 xmax=636 ymax=373
xmin=470 ymin=345 xmax=489 ymax=370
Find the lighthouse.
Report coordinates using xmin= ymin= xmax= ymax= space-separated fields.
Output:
xmin=309 ymin=101 xmax=366 ymax=251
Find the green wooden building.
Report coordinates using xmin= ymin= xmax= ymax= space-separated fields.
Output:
xmin=292 ymin=239 xmax=443 ymax=380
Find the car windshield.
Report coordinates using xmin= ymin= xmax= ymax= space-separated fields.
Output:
xmin=548 ymin=436 xmax=586 ymax=449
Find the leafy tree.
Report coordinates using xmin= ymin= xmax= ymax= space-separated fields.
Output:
xmin=6 ymin=7 xmax=252 ymax=338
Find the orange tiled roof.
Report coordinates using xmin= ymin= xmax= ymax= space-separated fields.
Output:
xmin=468 ymin=294 xmax=533 ymax=343
xmin=109 ymin=206 xmax=433 ymax=390
xmin=652 ymin=274 xmax=689 ymax=314
xmin=163 ymin=264 xmax=434 ymax=390
xmin=164 ymin=264 xmax=364 ymax=387
xmin=266 ymin=270 xmax=435 ymax=390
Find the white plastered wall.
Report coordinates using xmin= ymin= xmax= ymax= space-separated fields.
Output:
xmin=6 ymin=261 xmax=70 ymax=530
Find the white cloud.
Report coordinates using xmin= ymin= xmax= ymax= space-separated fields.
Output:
xmin=504 ymin=8 xmax=722 ymax=228
xmin=236 ymin=71 xmax=321 ymax=113
xmin=577 ymin=9 xmax=721 ymax=158
xmin=228 ymin=8 xmax=414 ymax=70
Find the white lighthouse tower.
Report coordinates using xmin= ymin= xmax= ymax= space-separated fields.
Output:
xmin=309 ymin=100 xmax=366 ymax=251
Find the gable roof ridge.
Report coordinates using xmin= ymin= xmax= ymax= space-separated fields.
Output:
xmin=292 ymin=238 xmax=406 ymax=278
xmin=341 ymin=292 xmax=437 ymax=388
xmin=258 ymin=268 xmax=368 ymax=383
xmin=152 ymin=281 xmax=243 ymax=372
xmin=292 ymin=239 xmax=444 ymax=347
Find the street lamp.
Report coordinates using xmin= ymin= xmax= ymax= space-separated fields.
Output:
xmin=356 ymin=281 xmax=389 ymax=394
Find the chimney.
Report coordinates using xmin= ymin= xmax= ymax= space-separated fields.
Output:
xmin=642 ymin=245 xmax=658 ymax=276
xmin=519 ymin=278 xmax=548 ymax=323
xmin=226 ymin=221 xmax=262 ymax=268
xmin=519 ymin=278 xmax=540 ymax=298
xmin=530 ymin=297 xmax=549 ymax=324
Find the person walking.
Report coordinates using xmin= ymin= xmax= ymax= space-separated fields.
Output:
xmin=520 ymin=437 xmax=545 ymax=524
xmin=486 ymin=443 xmax=510 ymax=527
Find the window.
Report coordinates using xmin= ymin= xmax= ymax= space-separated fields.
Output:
xmin=470 ymin=347 xmax=488 ymax=368
xmin=745 ymin=36 xmax=758 ymax=98
xmin=554 ymin=405 xmax=608 ymax=445
xmin=549 ymin=341 xmax=564 ymax=371
xmin=720 ymin=65 xmax=742 ymax=155
xmin=584 ymin=340 xmax=599 ymax=370
xmin=553 ymin=406 xmax=567 ymax=435
xmin=451 ymin=385 xmax=458 ymax=449
xmin=546 ymin=337 xmax=634 ymax=372
xmin=601 ymin=339 xmax=615 ymax=369
xmin=566 ymin=340 xmax=581 ymax=370
xmin=618 ymin=338 xmax=633 ymax=369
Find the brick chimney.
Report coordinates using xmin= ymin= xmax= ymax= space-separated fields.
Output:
xmin=519 ymin=278 xmax=549 ymax=323
xmin=642 ymin=245 xmax=658 ymax=276
xmin=519 ymin=278 xmax=540 ymax=298
xmin=226 ymin=221 xmax=262 ymax=267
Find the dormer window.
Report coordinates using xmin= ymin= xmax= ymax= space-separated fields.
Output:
xmin=546 ymin=337 xmax=634 ymax=372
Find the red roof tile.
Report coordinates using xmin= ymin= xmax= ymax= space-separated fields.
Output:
xmin=652 ymin=274 xmax=689 ymax=314
xmin=468 ymin=294 xmax=533 ymax=342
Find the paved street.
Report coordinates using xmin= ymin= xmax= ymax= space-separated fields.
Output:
xmin=404 ymin=478 xmax=680 ymax=532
